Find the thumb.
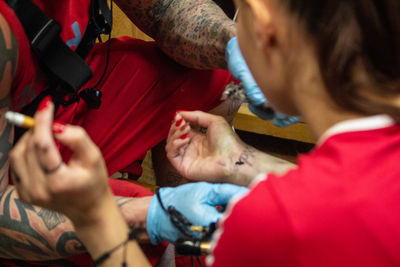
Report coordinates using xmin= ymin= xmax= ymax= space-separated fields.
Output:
xmin=54 ymin=125 xmax=101 ymax=165
xmin=207 ymin=183 xmax=249 ymax=206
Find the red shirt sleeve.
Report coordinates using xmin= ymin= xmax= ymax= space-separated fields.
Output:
xmin=209 ymin=176 xmax=298 ymax=267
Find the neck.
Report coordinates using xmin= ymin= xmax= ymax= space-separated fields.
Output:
xmin=300 ymin=96 xmax=363 ymax=142
xmin=291 ymin=61 xmax=363 ymax=141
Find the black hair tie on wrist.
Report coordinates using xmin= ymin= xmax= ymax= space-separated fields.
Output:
xmin=92 ymin=226 xmax=143 ymax=266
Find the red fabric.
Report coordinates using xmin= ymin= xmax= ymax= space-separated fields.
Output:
xmin=29 ymin=0 xmax=91 ymax=49
xmin=1 ymin=1 xmax=233 ymax=266
xmin=56 ymin=37 xmax=233 ymax=177
xmin=0 ymin=0 xmax=91 ymax=111
xmin=2 ymin=0 xmax=234 ymax=176
xmin=2 ymin=179 xmax=166 ymax=267
xmin=108 ymin=178 xmax=154 ymax=197
xmin=211 ymin=124 xmax=400 ymax=267
xmin=176 ymin=255 xmax=207 ymax=267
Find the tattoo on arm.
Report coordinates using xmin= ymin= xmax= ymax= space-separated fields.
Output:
xmin=37 ymin=209 xmax=67 ymax=231
xmin=0 ymin=13 xmax=18 ymax=78
xmin=0 ymin=192 xmax=142 ymax=261
xmin=235 ymin=146 xmax=255 ymax=167
xmin=231 ymin=145 xmax=297 ymax=187
xmin=0 ymin=13 xmax=18 ymax=194
xmin=116 ymin=196 xmax=134 ymax=208
xmin=0 ymin=188 xmax=85 ymax=260
xmin=115 ymin=0 xmax=236 ymax=69
xmin=1 ymin=16 xmax=86 ymax=262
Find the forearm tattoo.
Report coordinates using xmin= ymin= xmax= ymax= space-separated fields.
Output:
xmin=0 ymin=16 xmax=87 ymax=262
xmin=235 ymin=146 xmax=255 ymax=167
xmin=37 ymin=209 xmax=67 ymax=231
xmin=116 ymin=196 xmax=134 ymax=208
xmin=0 ymin=189 xmax=85 ymax=260
xmin=0 ymin=190 xmax=140 ymax=261
xmin=1 ymin=15 xmax=85 ymax=262
xmin=0 ymin=14 xmax=18 ymax=193
xmin=115 ymin=0 xmax=236 ymax=69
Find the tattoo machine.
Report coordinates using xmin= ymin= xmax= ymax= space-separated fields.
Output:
xmin=156 ymin=189 xmax=217 ymax=256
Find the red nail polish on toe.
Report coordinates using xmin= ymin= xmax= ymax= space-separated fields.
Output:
xmin=52 ymin=121 xmax=67 ymax=134
xmin=176 ymin=118 xmax=184 ymax=127
xmin=38 ymin=96 xmax=52 ymax=111
xmin=180 ymin=133 xmax=189 ymax=140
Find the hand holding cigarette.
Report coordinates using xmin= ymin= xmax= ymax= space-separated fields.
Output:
xmin=8 ymin=96 xmax=113 ymax=229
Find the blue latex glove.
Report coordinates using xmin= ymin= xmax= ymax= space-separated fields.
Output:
xmin=248 ymin=104 xmax=301 ymax=127
xmin=146 ymin=182 xmax=248 ymax=244
xmin=226 ymin=37 xmax=300 ymax=127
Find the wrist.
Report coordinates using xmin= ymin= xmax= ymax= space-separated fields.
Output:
xmin=70 ymin=188 xmax=115 ymax=228
xmin=75 ymin=196 xmax=129 ymax=259
xmin=75 ymin=192 xmax=129 ymax=257
xmin=119 ymin=196 xmax=151 ymax=225
xmin=224 ymin=145 xmax=259 ymax=187
xmin=120 ymin=196 xmax=152 ymax=242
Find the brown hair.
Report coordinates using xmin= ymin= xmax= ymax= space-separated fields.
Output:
xmin=283 ymin=0 xmax=400 ymax=118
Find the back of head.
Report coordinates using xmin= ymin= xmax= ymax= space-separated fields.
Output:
xmin=283 ymin=0 xmax=400 ymax=118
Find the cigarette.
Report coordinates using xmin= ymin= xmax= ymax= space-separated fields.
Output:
xmin=5 ymin=111 xmax=35 ymax=128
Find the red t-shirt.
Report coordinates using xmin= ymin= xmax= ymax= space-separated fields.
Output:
xmin=209 ymin=115 xmax=400 ymax=267
xmin=0 ymin=0 xmax=91 ymax=111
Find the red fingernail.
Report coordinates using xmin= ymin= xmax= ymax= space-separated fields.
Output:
xmin=52 ymin=121 xmax=67 ymax=134
xmin=176 ymin=118 xmax=184 ymax=127
xmin=180 ymin=123 xmax=187 ymax=131
xmin=180 ymin=133 xmax=189 ymax=140
xmin=38 ymin=96 xmax=52 ymax=111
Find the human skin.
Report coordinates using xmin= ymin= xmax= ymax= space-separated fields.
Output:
xmin=165 ymin=0 xmax=400 ymax=188
xmin=114 ymin=0 xmax=236 ymax=69
xmin=0 ymin=0 xmax=237 ymax=260
xmin=7 ymin=0 xmax=399 ymax=266
xmin=234 ymin=0 xmax=368 ymax=139
xmin=9 ymin=102 xmax=151 ymax=266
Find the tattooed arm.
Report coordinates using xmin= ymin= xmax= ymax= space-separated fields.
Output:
xmin=0 ymin=14 xmax=151 ymax=261
xmin=0 ymin=186 xmax=151 ymax=260
xmin=0 ymin=188 xmax=83 ymax=260
xmin=114 ymin=0 xmax=236 ymax=69
xmin=0 ymin=12 xmax=17 ymax=195
xmin=226 ymin=145 xmax=296 ymax=187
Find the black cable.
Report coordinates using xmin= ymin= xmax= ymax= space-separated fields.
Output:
xmin=92 ymin=0 xmax=112 ymax=90
xmin=76 ymin=0 xmax=113 ymax=109
xmin=196 ymin=256 xmax=203 ymax=267
xmin=156 ymin=189 xmax=195 ymax=238
xmin=156 ymin=189 xmax=218 ymax=258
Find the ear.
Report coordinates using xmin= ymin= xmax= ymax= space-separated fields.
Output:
xmin=246 ymin=0 xmax=277 ymax=52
